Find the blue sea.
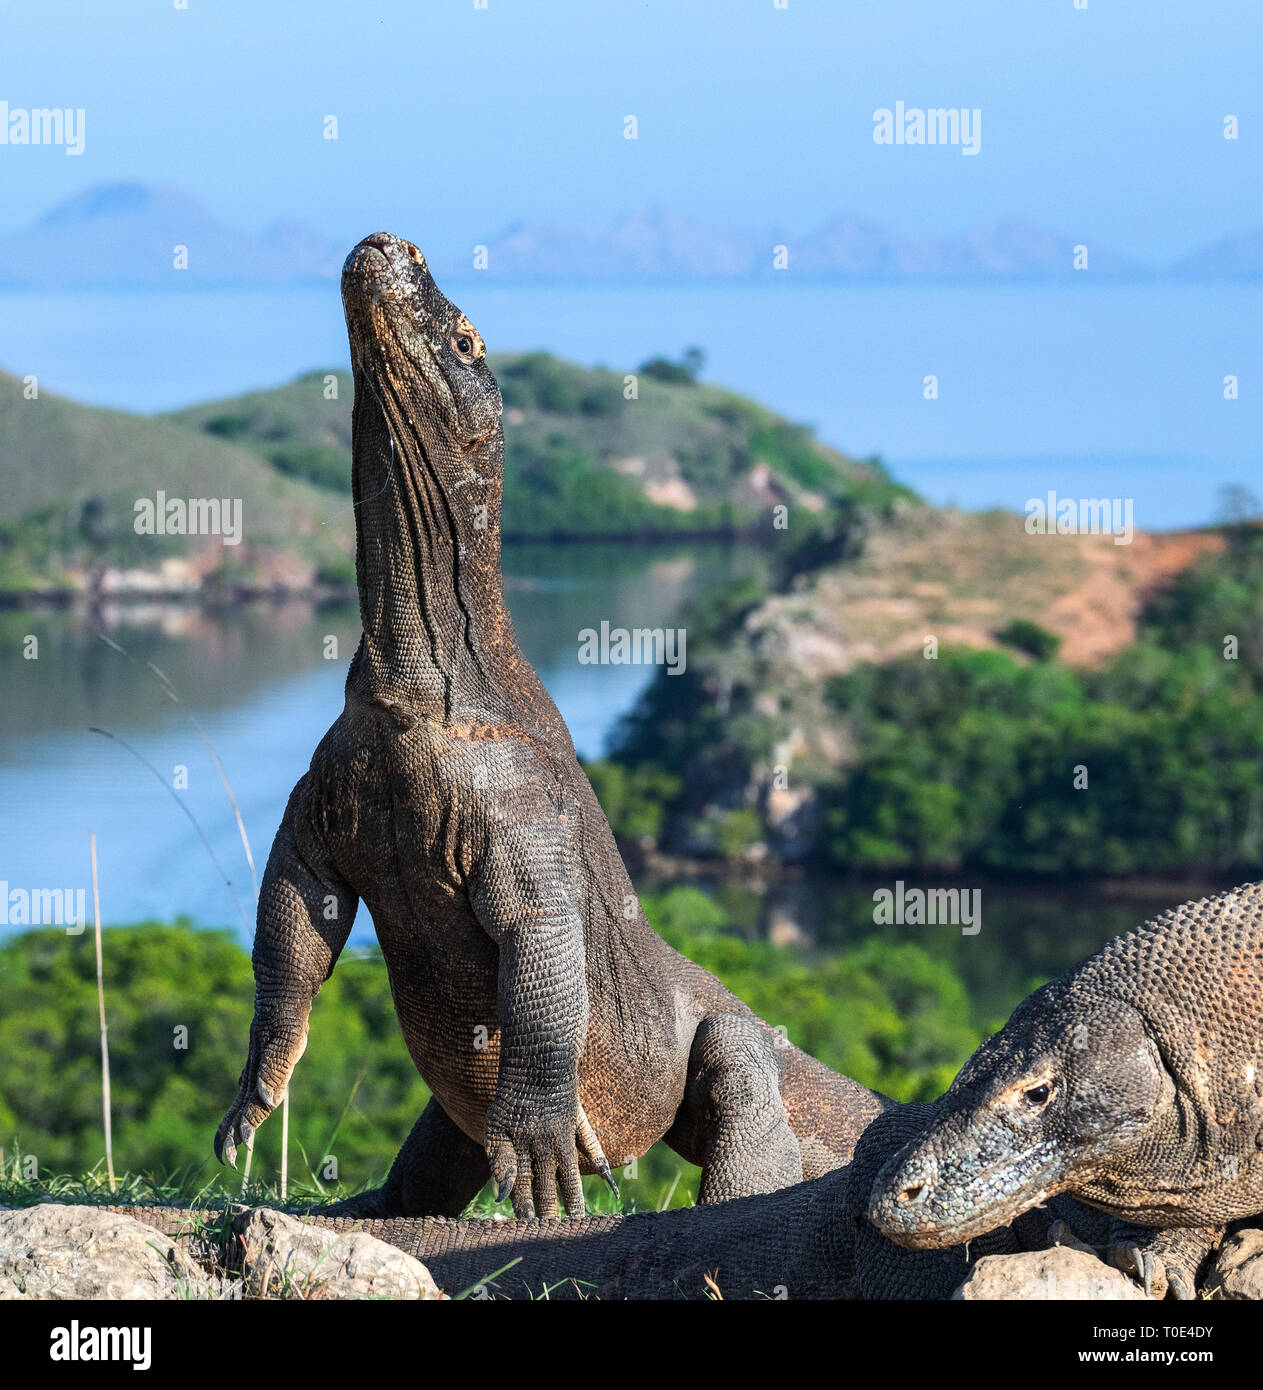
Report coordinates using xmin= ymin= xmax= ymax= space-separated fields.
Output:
xmin=0 ymin=279 xmax=1246 ymax=971
xmin=0 ymin=280 xmax=1257 ymax=529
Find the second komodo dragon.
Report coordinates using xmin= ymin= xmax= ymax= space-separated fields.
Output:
xmin=215 ymin=231 xmax=884 ymax=1217
xmin=870 ymin=882 xmax=1263 ymax=1297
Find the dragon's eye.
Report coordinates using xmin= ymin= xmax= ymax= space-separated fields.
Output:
xmin=452 ymin=333 xmax=474 ymax=358
xmin=1023 ymin=1082 xmax=1053 ymax=1107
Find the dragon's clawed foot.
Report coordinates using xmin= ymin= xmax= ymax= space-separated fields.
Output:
xmin=1105 ymin=1226 xmax=1214 ymax=1300
xmin=484 ymin=1096 xmax=618 ymax=1219
xmin=214 ymin=1013 xmax=309 ymax=1168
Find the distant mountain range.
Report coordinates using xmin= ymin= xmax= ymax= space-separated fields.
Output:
xmin=1 ymin=183 xmax=1260 ymax=289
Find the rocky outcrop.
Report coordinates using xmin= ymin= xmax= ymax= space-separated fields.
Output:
xmin=232 ymin=1207 xmax=445 ymax=1300
xmin=0 ymin=1205 xmax=187 ymax=1300
xmin=953 ymin=1246 xmax=1153 ymax=1301
xmin=1204 ymin=1229 xmax=1263 ymax=1301
xmin=0 ymin=1204 xmax=444 ymax=1301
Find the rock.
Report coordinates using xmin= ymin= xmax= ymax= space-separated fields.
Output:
xmin=233 ymin=1208 xmax=445 ymax=1300
xmin=1204 ymin=1228 xmax=1263 ymax=1301
xmin=953 ymin=1247 xmax=1153 ymax=1301
xmin=0 ymin=1204 xmax=186 ymax=1299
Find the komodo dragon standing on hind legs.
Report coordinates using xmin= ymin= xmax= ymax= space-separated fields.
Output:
xmin=871 ymin=882 xmax=1263 ymax=1298
xmin=214 ymin=230 xmax=885 ymax=1219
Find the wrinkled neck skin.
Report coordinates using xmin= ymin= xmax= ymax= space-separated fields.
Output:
xmin=348 ymin=356 xmax=510 ymax=724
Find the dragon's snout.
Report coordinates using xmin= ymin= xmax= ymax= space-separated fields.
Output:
xmin=869 ymin=1150 xmax=942 ymax=1242
xmin=341 ymin=232 xmax=431 ymax=300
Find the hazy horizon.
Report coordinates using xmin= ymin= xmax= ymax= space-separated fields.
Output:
xmin=4 ymin=1 xmax=1260 ymax=258
xmin=2 ymin=1 xmax=1258 ymax=528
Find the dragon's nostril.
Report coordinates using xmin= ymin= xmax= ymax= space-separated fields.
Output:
xmin=896 ymin=1183 xmax=926 ymax=1205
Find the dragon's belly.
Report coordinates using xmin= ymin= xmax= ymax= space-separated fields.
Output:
xmin=363 ymin=892 xmax=696 ymax=1164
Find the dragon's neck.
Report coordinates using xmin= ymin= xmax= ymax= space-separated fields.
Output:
xmin=349 ymin=371 xmax=509 ymax=718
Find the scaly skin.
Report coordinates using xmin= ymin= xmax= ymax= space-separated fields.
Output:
xmin=214 ymin=231 xmax=887 ymax=1220
xmin=116 ymin=1107 xmax=1099 ymax=1299
xmin=870 ymin=882 xmax=1263 ymax=1298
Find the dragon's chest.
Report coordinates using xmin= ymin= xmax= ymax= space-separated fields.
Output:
xmin=315 ymin=719 xmax=480 ymax=881
xmin=366 ymin=889 xmax=503 ymax=1128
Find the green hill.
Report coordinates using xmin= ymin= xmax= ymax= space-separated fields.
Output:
xmin=0 ymin=353 xmax=908 ymax=595
xmin=165 ymin=369 xmax=353 ymax=495
xmin=0 ymin=372 xmax=354 ymax=595
xmin=165 ymin=352 xmax=909 ymax=540
xmin=596 ymin=516 xmax=1263 ymax=879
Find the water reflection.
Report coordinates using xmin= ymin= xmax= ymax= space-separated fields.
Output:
xmin=0 ymin=542 xmax=764 ymax=928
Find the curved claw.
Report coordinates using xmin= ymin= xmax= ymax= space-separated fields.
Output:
xmin=595 ymin=1155 xmax=620 ymax=1200
xmin=575 ymin=1101 xmax=618 ymax=1200
xmin=1108 ymin=1240 xmax=1156 ymax=1296
xmin=1168 ymin=1271 xmax=1193 ymax=1301
xmin=214 ymin=1022 xmax=307 ymax=1173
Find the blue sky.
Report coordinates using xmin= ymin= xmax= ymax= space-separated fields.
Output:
xmin=0 ymin=0 xmax=1257 ymax=530
xmin=1 ymin=0 xmax=1259 ymax=258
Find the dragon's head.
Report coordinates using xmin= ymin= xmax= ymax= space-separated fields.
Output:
xmin=868 ymin=983 xmax=1170 ymax=1247
xmin=341 ymin=231 xmax=504 ymax=486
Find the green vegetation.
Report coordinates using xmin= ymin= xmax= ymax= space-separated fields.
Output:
xmin=167 ymin=371 xmax=353 ymax=502
xmin=168 ymin=355 xmax=911 ymax=542
xmin=500 ymin=437 xmax=723 ymax=538
xmin=0 ymin=901 xmax=982 ymax=1210
xmin=994 ymin=617 xmax=1061 ymax=661
xmin=582 ymin=760 xmax=683 ymax=844
xmin=601 ymin=527 xmax=1263 ymax=879
xmin=648 ymin=887 xmax=980 ymax=1101
xmin=0 ymin=924 xmax=424 ymax=1188
xmin=0 ymin=356 xmax=912 ymax=592
xmin=636 ymin=346 xmax=706 ymax=386
xmin=0 ymin=370 xmax=352 ymax=592
xmin=818 ymin=530 xmax=1263 ymax=875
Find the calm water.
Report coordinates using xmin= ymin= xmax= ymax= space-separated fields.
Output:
xmin=0 ymin=542 xmax=762 ymax=936
xmin=0 ymin=279 xmax=1242 ymax=995
xmin=0 ymin=281 xmax=1258 ymax=529
xmin=0 ymin=533 xmax=1223 ymax=1008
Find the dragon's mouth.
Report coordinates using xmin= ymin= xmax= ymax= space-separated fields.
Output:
xmin=868 ymin=1140 xmax=1068 ymax=1249
xmin=342 ymin=238 xmax=391 ymax=291
xmin=872 ymin=1180 xmax=1056 ymax=1250
xmin=341 ymin=234 xmax=433 ymax=322
xmin=358 ymin=231 xmax=397 ymax=256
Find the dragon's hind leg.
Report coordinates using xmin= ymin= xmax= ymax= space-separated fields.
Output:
xmin=669 ymin=1013 xmax=804 ymax=1204
xmin=321 ymin=1097 xmax=490 ymax=1218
